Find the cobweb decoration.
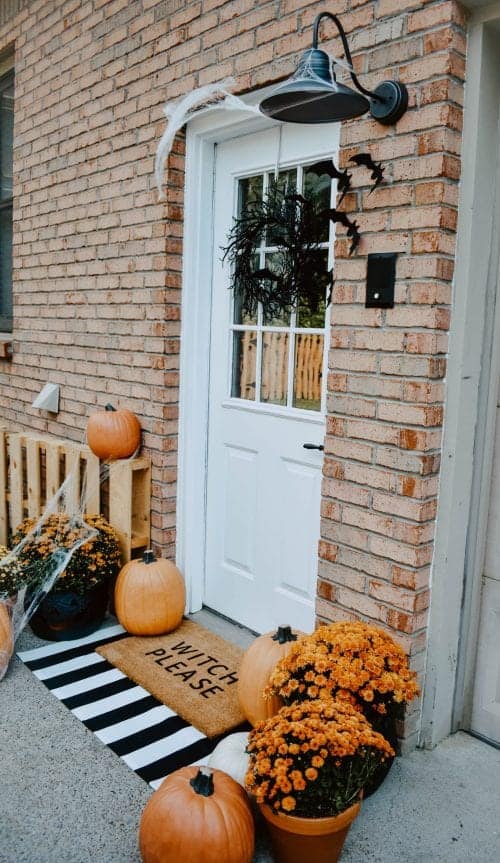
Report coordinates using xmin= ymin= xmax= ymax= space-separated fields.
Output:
xmin=155 ymin=79 xmax=262 ymax=199
xmin=0 ymin=480 xmax=97 ymax=680
xmin=0 ymin=455 xmax=125 ymax=681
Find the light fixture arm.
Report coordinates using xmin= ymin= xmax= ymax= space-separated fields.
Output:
xmin=312 ymin=11 xmax=379 ymax=102
xmin=311 ymin=10 xmax=408 ymax=124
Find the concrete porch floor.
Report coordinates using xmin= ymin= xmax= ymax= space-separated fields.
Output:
xmin=0 ymin=609 xmax=499 ymax=863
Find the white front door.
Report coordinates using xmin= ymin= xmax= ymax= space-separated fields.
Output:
xmin=204 ymin=125 xmax=339 ymax=634
xmin=471 ymin=371 xmax=500 ymax=746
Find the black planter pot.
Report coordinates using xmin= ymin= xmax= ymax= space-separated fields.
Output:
xmin=27 ymin=582 xmax=109 ymax=641
xmin=362 ymin=704 xmax=400 ymax=797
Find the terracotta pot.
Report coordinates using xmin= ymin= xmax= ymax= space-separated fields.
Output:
xmin=259 ymin=799 xmax=361 ymax=863
xmin=26 ymin=582 xmax=109 ymax=641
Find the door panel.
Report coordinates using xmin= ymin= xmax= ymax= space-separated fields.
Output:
xmin=471 ymin=385 xmax=500 ymax=744
xmin=204 ymin=124 xmax=339 ymax=634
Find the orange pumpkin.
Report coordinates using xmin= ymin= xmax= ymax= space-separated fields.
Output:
xmin=86 ymin=403 xmax=141 ymax=460
xmin=238 ymin=625 xmax=303 ymax=726
xmin=0 ymin=603 xmax=13 ymax=681
xmin=114 ymin=550 xmax=185 ymax=636
xmin=139 ymin=766 xmax=254 ymax=863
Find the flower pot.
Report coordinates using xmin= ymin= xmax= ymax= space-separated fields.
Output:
xmin=259 ymin=800 xmax=361 ymax=863
xmin=27 ymin=582 xmax=109 ymax=641
xmin=362 ymin=704 xmax=399 ymax=797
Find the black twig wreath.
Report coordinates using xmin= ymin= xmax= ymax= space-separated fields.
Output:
xmin=222 ymin=180 xmax=334 ymax=320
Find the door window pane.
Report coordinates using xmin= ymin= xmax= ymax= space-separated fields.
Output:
xmin=233 ymin=253 xmax=259 ymax=325
xmin=261 ymin=332 xmax=289 ymax=406
xmin=232 ymin=331 xmax=257 ymax=400
xmin=293 ymin=333 xmax=324 ymax=412
xmin=303 ymin=161 xmax=332 ymax=243
xmin=267 ymin=169 xmax=297 ymax=247
xmin=296 ymin=249 xmax=329 ymax=328
xmin=262 ymin=251 xmax=290 ymax=326
xmin=238 ymin=175 xmax=263 ymax=214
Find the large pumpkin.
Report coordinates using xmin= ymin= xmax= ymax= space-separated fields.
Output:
xmin=139 ymin=766 xmax=254 ymax=863
xmin=238 ymin=625 xmax=303 ymax=726
xmin=86 ymin=403 xmax=141 ymax=460
xmin=0 ymin=603 xmax=13 ymax=681
xmin=114 ymin=550 xmax=185 ymax=636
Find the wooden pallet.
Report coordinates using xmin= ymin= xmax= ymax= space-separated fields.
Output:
xmin=0 ymin=430 xmax=150 ymax=562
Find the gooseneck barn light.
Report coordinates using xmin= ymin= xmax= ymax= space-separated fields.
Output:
xmin=260 ymin=10 xmax=408 ymax=125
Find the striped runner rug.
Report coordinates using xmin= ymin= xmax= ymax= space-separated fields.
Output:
xmin=17 ymin=622 xmax=243 ymax=790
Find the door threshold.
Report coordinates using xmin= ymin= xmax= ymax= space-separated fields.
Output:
xmin=465 ymin=728 xmax=500 ymax=751
xmin=188 ymin=606 xmax=258 ymax=650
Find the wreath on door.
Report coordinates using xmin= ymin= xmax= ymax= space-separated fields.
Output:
xmin=221 ymin=178 xmax=361 ymax=320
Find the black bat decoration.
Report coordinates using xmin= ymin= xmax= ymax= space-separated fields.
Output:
xmin=307 ymin=159 xmax=352 ymax=204
xmin=325 ymin=208 xmax=361 ymax=255
xmin=350 ymin=152 xmax=384 ymax=192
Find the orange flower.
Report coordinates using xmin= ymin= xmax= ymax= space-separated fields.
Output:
xmin=246 ymin=698 xmax=394 ymax=818
xmin=267 ymin=621 xmax=419 ymax=715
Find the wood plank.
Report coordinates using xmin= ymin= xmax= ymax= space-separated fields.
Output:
xmin=64 ymin=445 xmax=81 ymax=515
xmin=109 ymin=461 xmax=133 ymax=563
xmin=26 ymin=439 xmax=41 ymax=519
xmin=8 ymin=434 xmax=24 ymax=531
xmin=0 ymin=430 xmax=8 ymax=545
xmin=82 ymin=452 xmax=101 ymax=514
xmin=131 ymin=459 xmax=151 ymax=556
xmin=45 ymin=442 xmax=60 ymax=502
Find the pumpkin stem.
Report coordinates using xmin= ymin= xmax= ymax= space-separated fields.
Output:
xmin=105 ymin=404 xmax=116 ymax=411
xmin=190 ymin=767 xmax=214 ymax=797
xmin=273 ymin=625 xmax=297 ymax=644
xmin=143 ymin=549 xmax=156 ymax=564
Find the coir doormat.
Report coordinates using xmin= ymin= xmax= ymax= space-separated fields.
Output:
xmin=96 ymin=619 xmax=245 ymax=738
xmin=17 ymin=622 xmax=247 ymax=790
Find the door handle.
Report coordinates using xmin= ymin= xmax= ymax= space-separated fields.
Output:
xmin=303 ymin=443 xmax=324 ymax=451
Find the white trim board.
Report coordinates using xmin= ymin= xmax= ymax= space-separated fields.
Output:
xmin=176 ymin=93 xmax=279 ymax=614
xmin=421 ymin=4 xmax=500 ymax=747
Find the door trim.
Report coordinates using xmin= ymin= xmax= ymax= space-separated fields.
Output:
xmin=176 ymin=92 xmax=276 ymax=612
xmin=421 ymin=3 xmax=500 ymax=747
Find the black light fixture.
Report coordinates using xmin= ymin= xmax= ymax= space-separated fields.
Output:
xmin=260 ymin=11 xmax=408 ymax=125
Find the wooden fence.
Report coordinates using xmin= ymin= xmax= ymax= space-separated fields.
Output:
xmin=238 ymin=331 xmax=323 ymax=404
xmin=0 ymin=430 xmax=150 ymax=562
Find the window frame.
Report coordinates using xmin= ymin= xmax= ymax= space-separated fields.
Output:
xmin=0 ymin=66 xmax=14 ymax=333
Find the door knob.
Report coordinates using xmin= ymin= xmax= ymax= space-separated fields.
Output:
xmin=303 ymin=443 xmax=324 ymax=451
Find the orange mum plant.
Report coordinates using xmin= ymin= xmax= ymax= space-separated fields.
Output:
xmin=245 ymin=699 xmax=394 ymax=818
xmin=266 ymin=621 xmax=419 ymax=720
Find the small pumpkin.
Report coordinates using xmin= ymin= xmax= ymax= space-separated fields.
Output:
xmin=207 ymin=732 xmax=250 ymax=788
xmin=114 ymin=549 xmax=185 ymax=636
xmin=86 ymin=403 xmax=141 ymax=460
xmin=238 ymin=624 xmax=303 ymax=726
xmin=0 ymin=603 xmax=13 ymax=681
xmin=139 ymin=765 xmax=254 ymax=863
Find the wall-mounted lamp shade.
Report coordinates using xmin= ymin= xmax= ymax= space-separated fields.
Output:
xmin=259 ymin=11 xmax=408 ymax=126
xmin=260 ymin=49 xmax=369 ymax=124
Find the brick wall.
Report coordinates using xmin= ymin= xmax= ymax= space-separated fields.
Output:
xmin=315 ymin=0 xmax=467 ymax=747
xmin=0 ymin=0 xmax=467 ymax=740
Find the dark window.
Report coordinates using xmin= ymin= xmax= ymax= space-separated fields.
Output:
xmin=0 ymin=69 xmax=13 ymax=332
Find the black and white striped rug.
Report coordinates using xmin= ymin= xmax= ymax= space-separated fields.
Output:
xmin=17 ymin=623 xmax=240 ymax=790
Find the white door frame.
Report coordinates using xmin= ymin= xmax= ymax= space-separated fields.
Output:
xmin=421 ymin=3 xmax=500 ymax=747
xmin=176 ymin=93 xmax=274 ymax=613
